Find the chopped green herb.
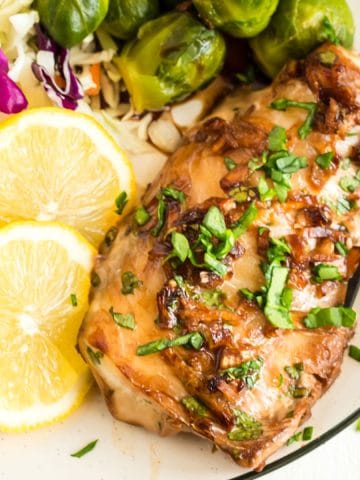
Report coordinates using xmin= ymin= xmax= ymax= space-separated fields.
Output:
xmin=71 ymin=440 xmax=98 ymax=458
xmin=318 ymin=51 xmax=337 ymax=67
xmin=336 ymin=197 xmax=353 ymax=215
xmin=304 ymin=306 xmax=356 ymax=328
xmin=170 ymin=231 xmax=190 ymax=263
xmin=316 ymin=152 xmax=333 ymax=169
xmin=258 ymin=176 xmax=276 ymax=202
xmin=284 ymin=363 xmax=304 ymax=381
xmin=204 ymin=252 xmax=228 ymax=277
xmin=70 ymin=293 xmax=77 ymax=307
xmin=335 ymin=241 xmax=349 ymax=256
xmin=151 ymin=197 xmax=166 ymax=237
xmin=162 ymin=186 xmax=186 ymax=203
xmin=182 ymin=396 xmax=209 ymax=417
xmin=86 ymin=346 xmax=103 ymax=365
xmin=224 ymin=156 xmax=237 ymax=171
xmin=287 ymin=431 xmax=302 ymax=446
xmin=275 ymin=153 xmax=307 ymax=174
xmin=268 ymin=126 xmax=287 ymax=152
xmin=349 ymin=345 xmax=360 ymax=362
xmin=232 ymin=202 xmax=258 ymax=238
xmin=302 ymin=426 xmax=314 ymax=441
xmin=228 ymin=409 xmax=263 ymax=441
xmin=340 ymin=174 xmax=360 ymax=193
xmin=109 ymin=307 xmax=136 ymax=330
xmin=103 ymin=226 xmax=118 ymax=247
xmin=264 ymin=266 xmax=294 ymax=329
xmin=136 ymin=331 xmax=204 ymax=356
xmin=312 ymin=264 xmax=342 ymax=283
xmin=229 ymin=186 xmax=249 ymax=203
xmin=203 ymin=206 xmax=227 ymax=239
xmin=270 ymin=99 xmax=317 ymax=140
xmin=121 ymin=271 xmax=142 ymax=295
xmin=221 ymin=358 xmax=264 ymax=389
xmin=239 ymin=288 xmax=255 ymax=301
xmin=115 ymin=191 xmax=128 ymax=215
xmin=200 ymin=288 xmax=225 ymax=308
xmin=134 ymin=206 xmax=150 ymax=226
xmin=289 ymin=386 xmax=310 ymax=398
xmin=267 ymin=237 xmax=291 ymax=263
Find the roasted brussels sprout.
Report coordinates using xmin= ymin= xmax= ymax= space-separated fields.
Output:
xmin=36 ymin=0 xmax=109 ymax=48
xmin=193 ymin=0 xmax=279 ymax=38
xmin=102 ymin=0 xmax=159 ymax=39
xmin=250 ymin=0 xmax=354 ymax=78
xmin=115 ymin=12 xmax=226 ymax=112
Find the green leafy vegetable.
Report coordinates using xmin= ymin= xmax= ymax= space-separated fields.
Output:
xmin=268 ymin=126 xmax=287 ymax=151
xmin=162 ymin=186 xmax=186 ymax=203
xmin=224 ymin=156 xmax=237 ymax=171
xmin=170 ymin=232 xmax=190 ymax=263
xmin=228 ymin=409 xmax=263 ymax=441
xmin=203 ymin=206 xmax=227 ymax=239
xmin=304 ymin=306 xmax=356 ymax=328
xmin=200 ymin=288 xmax=225 ymax=308
xmin=258 ymin=176 xmax=276 ymax=202
xmin=239 ymin=288 xmax=256 ymax=301
xmin=70 ymin=293 xmax=77 ymax=307
xmin=287 ymin=431 xmax=302 ymax=446
xmin=270 ymin=99 xmax=317 ymax=139
xmin=136 ymin=331 xmax=204 ymax=356
xmin=264 ymin=266 xmax=293 ymax=329
xmin=71 ymin=440 xmax=98 ymax=458
xmin=182 ymin=396 xmax=209 ymax=417
xmin=121 ymin=271 xmax=142 ymax=294
xmin=109 ymin=307 xmax=136 ymax=330
xmin=349 ymin=345 xmax=360 ymax=361
xmin=115 ymin=191 xmax=128 ymax=215
xmin=315 ymin=152 xmax=334 ymax=169
xmin=134 ymin=206 xmax=150 ymax=226
xmin=232 ymin=202 xmax=258 ymax=238
xmin=221 ymin=358 xmax=264 ymax=388
xmin=312 ymin=264 xmax=342 ymax=283
xmin=151 ymin=197 xmax=166 ymax=237
xmin=302 ymin=426 xmax=314 ymax=441
xmin=204 ymin=252 xmax=228 ymax=277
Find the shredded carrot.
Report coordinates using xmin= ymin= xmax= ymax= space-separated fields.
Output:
xmin=85 ymin=64 xmax=101 ymax=96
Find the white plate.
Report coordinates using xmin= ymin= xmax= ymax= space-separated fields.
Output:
xmin=1 ymin=2 xmax=360 ymax=479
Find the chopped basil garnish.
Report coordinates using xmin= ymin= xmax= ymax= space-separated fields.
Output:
xmin=115 ymin=191 xmax=128 ymax=215
xmin=289 ymin=386 xmax=310 ymax=398
xmin=268 ymin=126 xmax=287 ymax=152
xmin=316 ymin=152 xmax=333 ymax=169
xmin=121 ymin=271 xmax=142 ymax=295
xmin=302 ymin=426 xmax=314 ymax=441
xmin=224 ymin=156 xmax=237 ymax=171
xmin=182 ymin=396 xmax=209 ymax=417
xmin=204 ymin=252 xmax=228 ymax=277
xmin=312 ymin=264 xmax=342 ymax=283
xmin=304 ymin=307 xmax=356 ymax=328
xmin=151 ymin=196 xmax=166 ymax=237
xmin=270 ymin=98 xmax=317 ymax=139
xmin=136 ymin=331 xmax=204 ymax=356
xmin=232 ymin=201 xmax=258 ymax=238
xmin=267 ymin=237 xmax=291 ymax=262
xmin=335 ymin=241 xmax=349 ymax=256
xmin=170 ymin=231 xmax=190 ymax=263
xmin=70 ymin=293 xmax=77 ymax=307
xmin=71 ymin=440 xmax=98 ymax=458
xmin=87 ymin=346 xmax=103 ymax=365
xmin=258 ymin=176 xmax=276 ymax=202
xmin=349 ymin=345 xmax=360 ymax=362
xmin=162 ymin=186 xmax=186 ymax=203
xmin=221 ymin=358 xmax=264 ymax=388
xmin=203 ymin=206 xmax=227 ymax=239
xmin=109 ymin=307 xmax=135 ymax=330
xmin=228 ymin=409 xmax=263 ymax=441
xmin=284 ymin=362 xmax=303 ymax=381
xmin=287 ymin=431 xmax=302 ymax=446
xmin=264 ymin=266 xmax=293 ymax=329
xmin=134 ymin=206 xmax=150 ymax=226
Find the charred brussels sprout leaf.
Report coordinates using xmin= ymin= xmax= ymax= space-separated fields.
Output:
xmin=36 ymin=0 xmax=109 ymax=48
xmin=115 ymin=12 xmax=226 ymax=112
xmin=193 ymin=0 xmax=279 ymax=38
xmin=250 ymin=0 xmax=354 ymax=77
xmin=103 ymin=0 xmax=159 ymax=40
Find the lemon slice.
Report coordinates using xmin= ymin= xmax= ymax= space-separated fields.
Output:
xmin=0 ymin=107 xmax=135 ymax=247
xmin=0 ymin=221 xmax=95 ymax=431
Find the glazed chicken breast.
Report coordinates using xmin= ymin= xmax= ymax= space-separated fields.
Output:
xmin=78 ymin=44 xmax=360 ymax=471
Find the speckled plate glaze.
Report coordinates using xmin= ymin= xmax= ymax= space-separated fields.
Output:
xmin=1 ymin=2 xmax=359 ymax=480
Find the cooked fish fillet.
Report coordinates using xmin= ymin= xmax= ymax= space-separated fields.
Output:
xmin=78 ymin=44 xmax=360 ymax=471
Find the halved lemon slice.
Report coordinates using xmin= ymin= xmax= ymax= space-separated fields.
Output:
xmin=0 ymin=221 xmax=95 ymax=431
xmin=0 ymin=107 xmax=135 ymax=247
